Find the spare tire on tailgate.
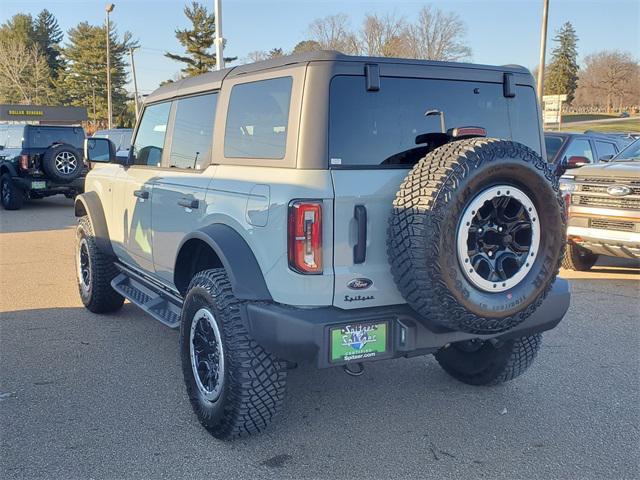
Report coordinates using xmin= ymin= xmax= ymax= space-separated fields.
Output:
xmin=388 ymin=138 xmax=565 ymax=335
xmin=42 ymin=143 xmax=83 ymax=183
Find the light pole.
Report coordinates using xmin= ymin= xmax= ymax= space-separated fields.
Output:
xmin=214 ymin=0 xmax=224 ymax=70
xmin=105 ymin=3 xmax=115 ymax=129
xmin=129 ymin=47 xmax=140 ymax=119
xmin=536 ymin=0 xmax=550 ymax=105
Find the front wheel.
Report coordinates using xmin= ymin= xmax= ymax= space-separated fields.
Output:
xmin=562 ymin=242 xmax=598 ymax=271
xmin=435 ymin=334 xmax=542 ymax=385
xmin=1 ymin=173 xmax=24 ymax=210
xmin=179 ymin=269 xmax=287 ymax=439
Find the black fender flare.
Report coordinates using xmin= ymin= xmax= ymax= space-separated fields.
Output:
xmin=0 ymin=161 xmax=19 ymax=177
xmin=177 ymin=224 xmax=272 ymax=301
xmin=74 ymin=192 xmax=115 ymax=257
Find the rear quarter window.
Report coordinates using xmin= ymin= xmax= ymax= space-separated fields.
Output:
xmin=224 ymin=77 xmax=293 ymax=159
xmin=329 ymin=76 xmax=541 ymax=168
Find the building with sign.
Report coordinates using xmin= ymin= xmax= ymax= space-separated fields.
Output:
xmin=0 ymin=104 xmax=88 ymax=125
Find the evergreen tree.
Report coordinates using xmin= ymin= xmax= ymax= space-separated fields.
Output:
xmin=0 ymin=14 xmax=36 ymax=46
xmin=292 ymin=40 xmax=322 ymax=54
xmin=60 ymin=21 xmax=137 ymax=126
xmin=165 ymin=1 xmax=235 ymax=77
xmin=33 ymin=9 xmax=64 ymax=80
xmin=544 ymin=22 xmax=579 ymax=103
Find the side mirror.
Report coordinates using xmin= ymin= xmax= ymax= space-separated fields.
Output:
xmin=566 ymin=155 xmax=590 ymax=169
xmin=599 ymin=154 xmax=614 ymax=162
xmin=84 ymin=137 xmax=116 ymax=163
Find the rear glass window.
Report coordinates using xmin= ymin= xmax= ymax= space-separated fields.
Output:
xmin=224 ymin=77 xmax=292 ymax=159
xmin=169 ymin=92 xmax=217 ymax=169
xmin=329 ymin=76 xmax=541 ymax=167
xmin=544 ymin=135 xmax=565 ymax=162
xmin=26 ymin=127 xmax=84 ymax=149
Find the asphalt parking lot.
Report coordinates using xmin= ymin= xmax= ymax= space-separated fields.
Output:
xmin=1 ymin=196 xmax=639 ymax=480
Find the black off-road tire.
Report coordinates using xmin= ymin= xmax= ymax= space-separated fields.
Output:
xmin=42 ymin=143 xmax=83 ymax=183
xmin=75 ymin=216 xmax=124 ymax=313
xmin=1 ymin=173 xmax=24 ymax=210
xmin=435 ymin=334 xmax=542 ymax=385
xmin=388 ymin=139 xmax=565 ymax=335
xmin=562 ymin=242 xmax=598 ymax=271
xmin=180 ymin=269 xmax=287 ymax=439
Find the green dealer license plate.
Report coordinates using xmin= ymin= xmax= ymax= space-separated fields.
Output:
xmin=31 ymin=181 xmax=47 ymax=189
xmin=330 ymin=321 xmax=388 ymax=363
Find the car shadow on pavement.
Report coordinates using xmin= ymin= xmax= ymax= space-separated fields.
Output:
xmin=0 ymin=196 xmax=76 ymax=233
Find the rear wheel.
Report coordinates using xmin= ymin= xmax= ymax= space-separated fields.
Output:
xmin=1 ymin=173 xmax=24 ymax=210
xmin=562 ymin=242 xmax=598 ymax=271
xmin=180 ymin=269 xmax=287 ymax=439
xmin=435 ymin=334 xmax=542 ymax=385
xmin=75 ymin=216 xmax=124 ymax=313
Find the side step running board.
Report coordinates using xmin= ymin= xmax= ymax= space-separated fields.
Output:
xmin=111 ymin=269 xmax=183 ymax=329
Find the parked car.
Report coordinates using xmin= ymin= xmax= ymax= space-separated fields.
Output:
xmin=0 ymin=124 xmax=87 ymax=210
xmin=561 ymin=138 xmax=640 ymax=270
xmin=544 ymin=131 xmax=634 ymax=176
xmin=92 ymin=128 xmax=132 ymax=157
xmin=77 ymin=52 xmax=570 ymax=439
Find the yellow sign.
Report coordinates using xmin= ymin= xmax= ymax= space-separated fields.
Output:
xmin=7 ymin=109 xmax=44 ymax=116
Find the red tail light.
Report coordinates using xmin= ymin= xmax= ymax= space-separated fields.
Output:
xmin=288 ymin=200 xmax=323 ymax=274
xmin=19 ymin=154 xmax=30 ymax=171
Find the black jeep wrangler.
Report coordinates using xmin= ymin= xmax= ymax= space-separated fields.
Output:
xmin=0 ymin=124 xmax=87 ymax=210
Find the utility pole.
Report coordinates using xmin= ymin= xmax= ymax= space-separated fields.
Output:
xmin=105 ymin=3 xmax=115 ymax=129
xmin=214 ymin=0 xmax=224 ymax=70
xmin=129 ymin=47 xmax=140 ymax=119
xmin=536 ymin=0 xmax=550 ymax=105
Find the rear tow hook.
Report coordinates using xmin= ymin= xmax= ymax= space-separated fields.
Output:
xmin=343 ymin=362 xmax=365 ymax=377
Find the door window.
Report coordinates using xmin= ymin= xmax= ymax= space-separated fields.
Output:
xmin=562 ymin=138 xmax=594 ymax=163
xmin=595 ymin=141 xmax=617 ymax=159
xmin=224 ymin=77 xmax=292 ymax=159
xmin=169 ymin=93 xmax=218 ymax=169
xmin=132 ymin=102 xmax=171 ymax=166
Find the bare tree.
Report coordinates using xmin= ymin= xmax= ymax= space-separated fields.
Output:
xmin=359 ymin=13 xmax=408 ymax=57
xmin=574 ymin=51 xmax=640 ymax=112
xmin=403 ymin=6 xmax=471 ymax=61
xmin=307 ymin=13 xmax=358 ymax=54
xmin=0 ymin=37 xmax=53 ymax=104
xmin=245 ymin=50 xmax=268 ymax=63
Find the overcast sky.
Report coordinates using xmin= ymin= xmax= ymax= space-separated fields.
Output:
xmin=1 ymin=0 xmax=638 ymax=96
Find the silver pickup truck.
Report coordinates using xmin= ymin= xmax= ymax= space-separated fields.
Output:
xmin=561 ymin=138 xmax=640 ymax=269
xmin=76 ymin=52 xmax=570 ymax=439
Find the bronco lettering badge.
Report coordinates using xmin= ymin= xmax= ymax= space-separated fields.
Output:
xmin=347 ymin=278 xmax=373 ymax=290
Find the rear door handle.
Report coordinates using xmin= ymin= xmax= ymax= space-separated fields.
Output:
xmin=133 ymin=189 xmax=149 ymax=199
xmin=353 ymin=205 xmax=367 ymax=264
xmin=177 ymin=197 xmax=199 ymax=209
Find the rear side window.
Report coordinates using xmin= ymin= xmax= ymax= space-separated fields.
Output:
xmin=132 ymin=102 xmax=171 ymax=166
xmin=224 ymin=77 xmax=292 ymax=159
xmin=595 ymin=141 xmax=617 ymax=159
xmin=329 ymin=76 xmax=541 ymax=167
xmin=169 ymin=92 xmax=218 ymax=169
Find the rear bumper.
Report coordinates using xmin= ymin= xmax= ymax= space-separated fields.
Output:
xmin=13 ymin=175 xmax=85 ymax=193
xmin=242 ymin=278 xmax=571 ymax=369
xmin=568 ymin=226 xmax=640 ymax=259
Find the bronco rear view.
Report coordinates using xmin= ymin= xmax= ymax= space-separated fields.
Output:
xmin=76 ymin=52 xmax=569 ymax=439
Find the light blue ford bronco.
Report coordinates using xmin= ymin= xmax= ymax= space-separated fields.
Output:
xmin=76 ymin=52 xmax=570 ymax=439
